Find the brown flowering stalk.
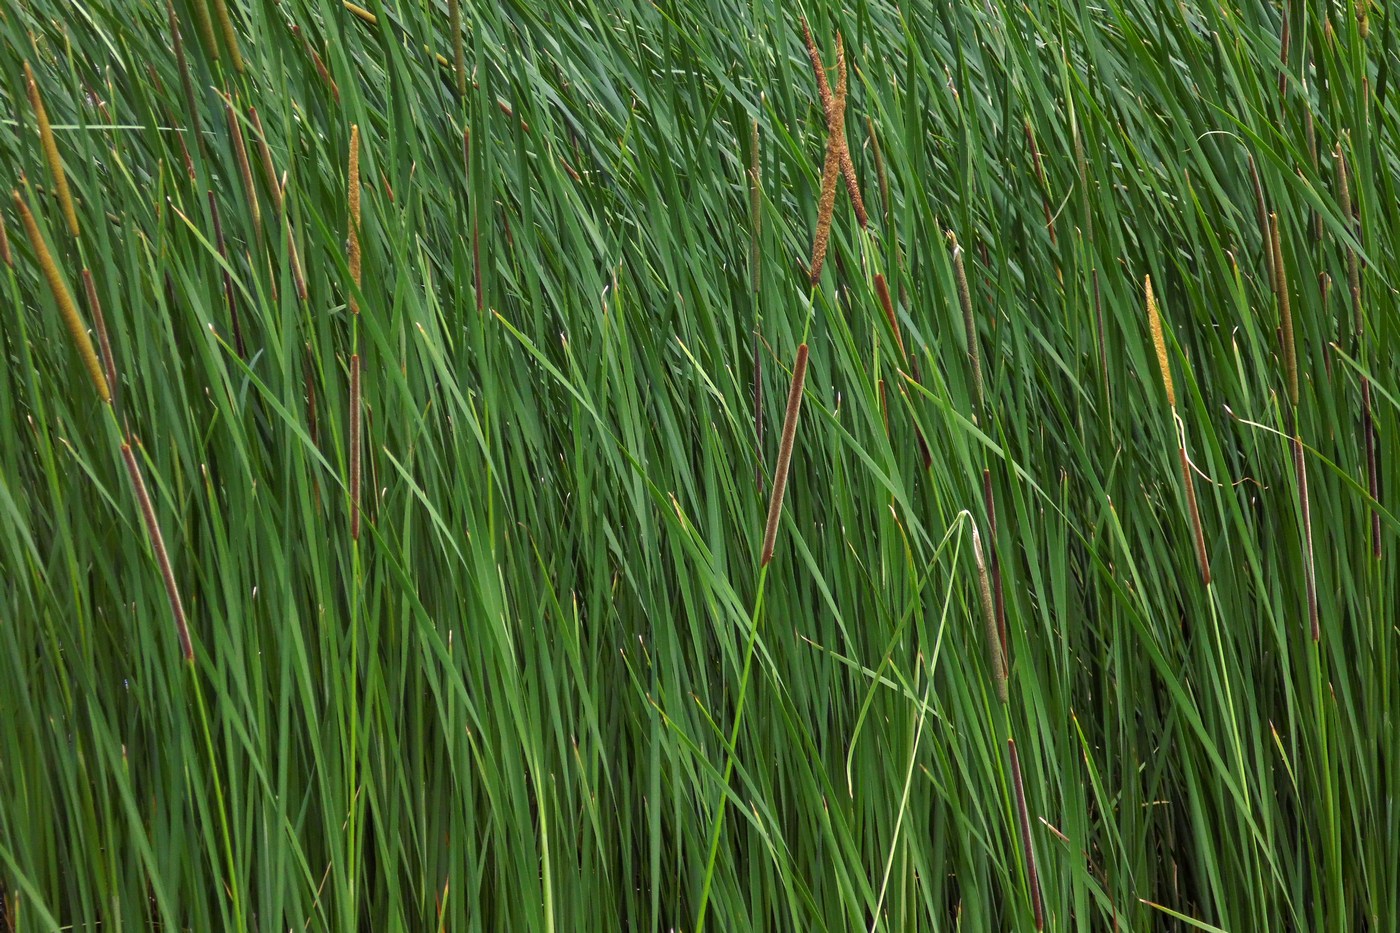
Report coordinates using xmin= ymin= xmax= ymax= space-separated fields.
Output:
xmin=226 ymin=101 xmax=261 ymax=232
xmin=25 ymin=63 xmax=80 ymax=238
xmin=1008 ymin=739 xmax=1045 ymax=930
xmin=348 ymin=124 xmax=362 ymax=314
xmin=949 ymin=231 xmax=985 ymax=420
xmin=804 ymin=24 xmax=866 ymax=284
xmin=760 ymin=344 xmax=809 ymax=566
xmin=1269 ymin=213 xmax=1299 ymax=409
xmin=13 ymin=190 xmax=109 ymax=402
xmin=121 ymin=441 xmax=194 ymax=662
xmin=972 ymin=523 xmax=1007 ymax=703
xmin=81 ymin=269 xmax=120 ymax=412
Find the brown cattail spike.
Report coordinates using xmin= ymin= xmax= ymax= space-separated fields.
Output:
xmin=1008 ymin=739 xmax=1045 ymax=930
xmin=350 ymin=354 xmax=362 ymax=541
xmin=81 ymin=269 xmax=120 ymax=412
xmin=803 ymin=21 xmax=867 ymax=283
xmin=25 ymin=63 xmax=80 ymax=239
xmin=121 ymin=442 xmax=194 ymax=661
xmin=0 ymin=211 xmax=11 ymax=267
xmin=872 ymin=273 xmax=906 ymax=363
xmin=1145 ymin=275 xmax=1175 ymax=409
xmin=832 ymin=37 xmax=867 ymax=228
xmin=13 ymin=191 xmax=109 ymax=402
xmin=972 ymin=523 xmax=1007 ymax=702
xmin=760 ymin=344 xmax=809 ymax=566
xmin=1333 ymin=142 xmax=1363 ymax=338
xmin=1269 ymin=213 xmax=1299 ymax=408
xmin=248 ymin=108 xmax=283 ymax=216
xmin=348 ymin=125 xmax=363 ymax=313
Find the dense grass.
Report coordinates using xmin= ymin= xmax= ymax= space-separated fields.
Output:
xmin=1 ymin=0 xmax=1396 ymax=929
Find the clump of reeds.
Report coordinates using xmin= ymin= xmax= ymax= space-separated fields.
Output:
xmin=25 ymin=63 xmax=80 ymax=239
xmin=121 ymin=441 xmax=194 ymax=662
xmin=760 ymin=344 xmax=809 ymax=566
xmin=13 ymin=190 xmax=109 ymax=402
xmin=972 ymin=522 xmax=1007 ymax=702
xmin=1008 ymin=739 xmax=1045 ymax=930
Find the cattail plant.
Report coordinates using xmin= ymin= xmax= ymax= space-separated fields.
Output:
xmin=121 ymin=441 xmax=194 ymax=661
xmin=1268 ymin=213 xmax=1299 ymax=410
xmin=187 ymin=0 xmax=219 ymax=60
xmin=972 ymin=523 xmax=1007 ymax=702
xmin=760 ymin=344 xmax=809 ymax=566
xmin=803 ymin=22 xmax=865 ymax=284
xmin=948 ymin=231 xmax=985 ymax=421
xmin=247 ymin=107 xmax=283 ymax=216
xmin=0 ymin=211 xmax=11 ymax=267
xmin=1008 ymin=739 xmax=1045 ymax=930
xmin=25 ymin=63 xmax=80 ymax=238
xmin=872 ymin=272 xmax=907 ymax=363
xmin=1248 ymin=154 xmax=1273 ymax=287
xmin=166 ymin=0 xmax=202 ymax=162
xmin=13 ymin=190 xmax=109 ymax=402
xmin=1146 ymin=275 xmax=1210 ymax=585
xmin=211 ymin=0 xmax=245 ymax=71
xmin=349 ymin=124 xmax=363 ymax=314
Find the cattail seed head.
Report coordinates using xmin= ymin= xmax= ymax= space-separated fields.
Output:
xmin=873 ymin=273 xmax=906 ymax=363
xmin=1269 ymin=213 xmax=1299 ymax=407
xmin=760 ymin=344 xmax=809 ymax=566
xmin=1008 ymin=739 xmax=1045 ymax=930
xmin=13 ymin=190 xmax=109 ymax=402
xmin=972 ymin=523 xmax=1007 ymax=703
xmin=210 ymin=0 xmax=245 ymax=71
xmin=348 ymin=124 xmax=363 ymax=313
xmin=1179 ymin=447 xmax=1210 ymax=585
xmin=226 ymin=101 xmax=261 ymax=232
xmin=25 ymin=62 xmax=80 ymax=239
xmin=1145 ymin=274 xmax=1175 ymax=409
xmin=0 ymin=211 xmax=11 ymax=267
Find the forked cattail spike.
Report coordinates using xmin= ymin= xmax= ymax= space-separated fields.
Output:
xmin=1180 ymin=447 xmax=1210 ymax=585
xmin=801 ymin=17 xmax=833 ymax=114
xmin=1293 ymin=435 xmax=1319 ymax=639
xmin=121 ymin=441 xmax=194 ymax=662
xmin=1269 ymin=213 xmax=1299 ymax=408
xmin=348 ymin=124 xmax=363 ymax=313
xmin=948 ymin=231 xmax=985 ymax=420
xmin=1144 ymin=275 xmax=1175 ymax=409
xmin=13 ymin=190 xmax=109 ymax=402
xmin=350 ymin=353 xmax=362 ymax=541
xmin=833 ymin=36 xmax=867 ymax=229
xmin=1008 ymin=739 xmax=1045 ymax=931
xmin=211 ymin=0 xmax=245 ymax=71
xmin=972 ymin=523 xmax=1007 ymax=703
xmin=25 ymin=62 xmax=80 ymax=239
xmin=760 ymin=344 xmax=809 ymax=566
xmin=809 ymin=126 xmax=841 ymax=285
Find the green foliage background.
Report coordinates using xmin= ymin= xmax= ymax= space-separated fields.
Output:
xmin=0 ymin=0 xmax=1396 ymax=928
